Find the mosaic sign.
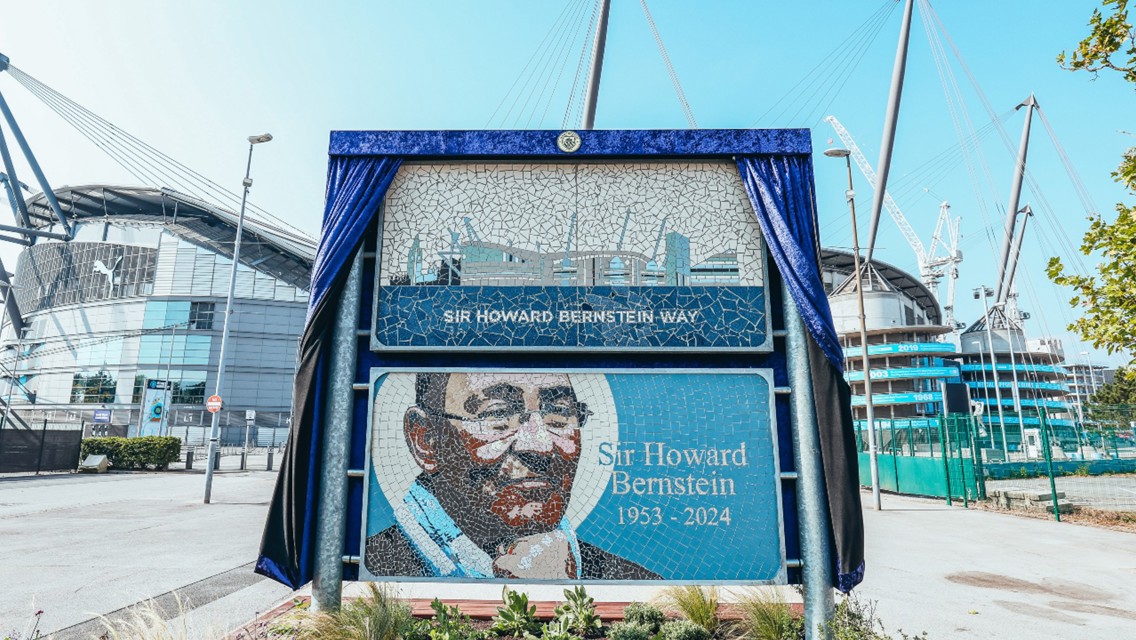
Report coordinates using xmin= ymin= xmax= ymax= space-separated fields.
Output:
xmin=361 ymin=369 xmax=784 ymax=583
xmin=373 ymin=161 xmax=770 ymax=351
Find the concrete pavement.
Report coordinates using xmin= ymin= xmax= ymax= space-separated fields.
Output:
xmin=855 ymin=492 xmax=1136 ymax=639
xmin=0 ymin=459 xmax=293 ymax=638
xmin=3 ymin=464 xmax=1135 ymax=639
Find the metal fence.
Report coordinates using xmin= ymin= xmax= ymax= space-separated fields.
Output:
xmin=0 ymin=421 xmax=82 ymax=473
xmin=857 ymin=406 xmax=1136 ymax=520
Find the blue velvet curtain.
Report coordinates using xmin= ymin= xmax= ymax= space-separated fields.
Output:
xmin=736 ymin=156 xmax=842 ymax=371
xmin=737 ymin=155 xmax=865 ymax=592
xmin=256 ymin=156 xmax=402 ymax=589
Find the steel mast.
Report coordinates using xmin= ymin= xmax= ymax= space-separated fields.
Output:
xmin=994 ymin=95 xmax=1037 ymax=303
xmin=864 ymin=0 xmax=915 ymax=264
xmin=581 ymin=0 xmax=613 ymax=130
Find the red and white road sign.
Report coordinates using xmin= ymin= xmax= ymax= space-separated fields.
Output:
xmin=206 ymin=395 xmax=223 ymax=413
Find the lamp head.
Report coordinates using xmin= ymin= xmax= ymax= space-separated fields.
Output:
xmin=823 ymin=148 xmax=851 ymax=158
xmin=248 ymin=133 xmax=273 ymax=144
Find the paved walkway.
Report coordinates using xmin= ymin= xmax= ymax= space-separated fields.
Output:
xmin=4 ymin=466 xmax=1135 ymax=639
xmin=0 ymin=458 xmax=293 ymax=638
xmin=856 ymin=492 xmax=1136 ymax=639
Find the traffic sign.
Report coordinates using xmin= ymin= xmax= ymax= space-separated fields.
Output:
xmin=206 ymin=395 xmax=223 ymax=413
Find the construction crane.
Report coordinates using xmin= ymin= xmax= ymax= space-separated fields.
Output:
xmin=825 ymin=115 xmax=959 ymax=298
xmin=926 ymin=201 xmax=963 ymax=328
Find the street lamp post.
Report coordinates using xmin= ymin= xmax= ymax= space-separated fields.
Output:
xmin=975 ymin=287 xmax=1009 ymax=458
xmin=825 ymin=147 xmax=881 ymax=511
xmin=204 ymin=133 xmax=272 ymax=504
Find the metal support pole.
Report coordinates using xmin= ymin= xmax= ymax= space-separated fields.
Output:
xmin=782 ymin=280 xmax=835 ymax=640
xmin=311 ymin=253 xmax=364 ymax=612
xmin=938 ymin=417 xmax=952 ymax=506
xmin=1038 ymin=413 xmax=1061 ymax=522
xmin=864 ymin=0 xmax=914 ymax=262
xmin=994 ymin=95 xmax=1037 ymax=303
xmin=0 ymin=87 xmax=73 ymax=236
xmin=581 ymin=0 xmax=612 ymax=130
xmin=204 ymin=143 xmax=256 ymax=504
xmin=0 ymin=117 xmax=33 ymax=229
xmin=979 ymin=291 xmax=1009 ymax=458
xmin=1001 ymin=206 xmax=1033 ymax=315
xmin=843 ymin=156 xmax=881 ymax=511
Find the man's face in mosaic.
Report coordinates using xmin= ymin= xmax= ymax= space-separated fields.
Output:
xmin=405 ymin=373 xmax=585 ymax=547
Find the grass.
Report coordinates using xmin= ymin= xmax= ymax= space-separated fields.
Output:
xmin=654 ymin=587 xmax=720 ymax=636
xmin=98 ymin=598 xmax=193 ymax=640
xmin=730 ymin=589 xmax=803 ymax=640
xmin=294 ymin=584 xmax=413 ymax=640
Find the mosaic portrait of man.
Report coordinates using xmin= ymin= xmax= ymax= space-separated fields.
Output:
xmin=364 ymin=372 xmax=659 ymax=580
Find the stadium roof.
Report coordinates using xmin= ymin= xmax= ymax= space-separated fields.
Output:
xmin=820 ymin=247 xmax=942 ymax=326
xmin=23 ymin=185 xmax=316 ymax=292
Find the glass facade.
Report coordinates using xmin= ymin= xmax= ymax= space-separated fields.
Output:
xmin=14 ymin=241 xmax=157 ymax=314
xmin=1 ymin=207 xmax=311 ymax=434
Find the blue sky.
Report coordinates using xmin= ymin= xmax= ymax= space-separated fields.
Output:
xmin=0 ymin=0 xmax=1132 ymax=364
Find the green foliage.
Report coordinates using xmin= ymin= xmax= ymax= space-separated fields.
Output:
xmin=492 ymin=587 xmax=539 ymax=637
xmin=1047 ymin=206 xmax=1136 ymax=363
xmin=1058 ymin=0 xmax=1136 ymax=84
xmin=660 ymin=620 xmax=710 ymax=640
xmin=621 ymin=603 xmax=665 ymax=635
xmin=295 ymin=584 xmax=414 ymax=640
xmin=655 ymin=586 xmax=720 ymax=635
xmin=1052 ymin=0 xmax=1136 ymax=363
xmin=553 ymin=586 xmax=602 ymax=637
xmin=731 ymin=589 xmax=804 ymax=640
xmin=524 ymin=618 xmax=574 ymax=640
xmin=80 ymin=436 xmax=181 ymax=470
xmin=607 ymin=623 xmax=652 ymax=640
xmin=826 ymin=595 xmax=927 ymax=640
xmin=410 ymin=598 xmax=484 ymax=640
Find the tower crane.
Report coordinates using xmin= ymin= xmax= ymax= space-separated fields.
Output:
xmin=926 ymin=201 xmax=963 ymax=328
xmin=825 ymin=115 xmax=962 ymax=308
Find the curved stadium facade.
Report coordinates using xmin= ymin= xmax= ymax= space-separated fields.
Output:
xmin=0 ymin=186 xmax=313 ymax=444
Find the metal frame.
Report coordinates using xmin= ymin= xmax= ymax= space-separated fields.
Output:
xmin=355 ymin=366 xmax=787 ymax=587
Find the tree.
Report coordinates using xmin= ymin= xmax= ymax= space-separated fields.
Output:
xmin=1090 ymin=367 xmax=1136 ymax=405
xmin=1084 ymin=367 xmax=1136 ymax=432
xmin=1048 ymin=0 xmax=1136 ymax=363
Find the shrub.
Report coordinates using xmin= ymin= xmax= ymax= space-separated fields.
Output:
xmin=80 ymin=436 xmax=181 ymax=470
xmin=492 ymin=587 xmax=539 ymax=637
xmin=525 ymin=618 xmax=574 ymax=640
xmin=826 ymin=594 xmax=927 ymax=640
xmin=622 ymin=602 xmax=665 ymax=635
xmin=413 ymin=598 xmax=484 ymax=640
xmin=731 ymin=589 xmax=803 ymax=640
xmin=661 ymin=620 xmax=710 ymax=640
xmin=554 ymin=586 xmax=602 ymax=637
xmin=608 ymin=623 xmax=652 ymax=640
xmin=655 ymin=587 xmax=720 ymax=635
xmin=1074 ymin=464 xmax=1091 ymax=477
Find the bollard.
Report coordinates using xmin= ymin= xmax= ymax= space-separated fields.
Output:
xmin=266 ymin=450 xmax=274 ymax=471
xmin=240 ymin=451 xmax=247 ymax=470
xmin=186 ymin=450 xmax=194 ymax=470
xmin=213 ymin=451 xmax=221 ymax=471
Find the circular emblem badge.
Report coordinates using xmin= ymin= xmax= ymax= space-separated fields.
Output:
xmin=557 ymin=130 xmax=582 ymax=153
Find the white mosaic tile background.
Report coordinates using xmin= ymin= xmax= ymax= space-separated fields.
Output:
xmin=379 ymin=161 xmax=765 ymax=286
